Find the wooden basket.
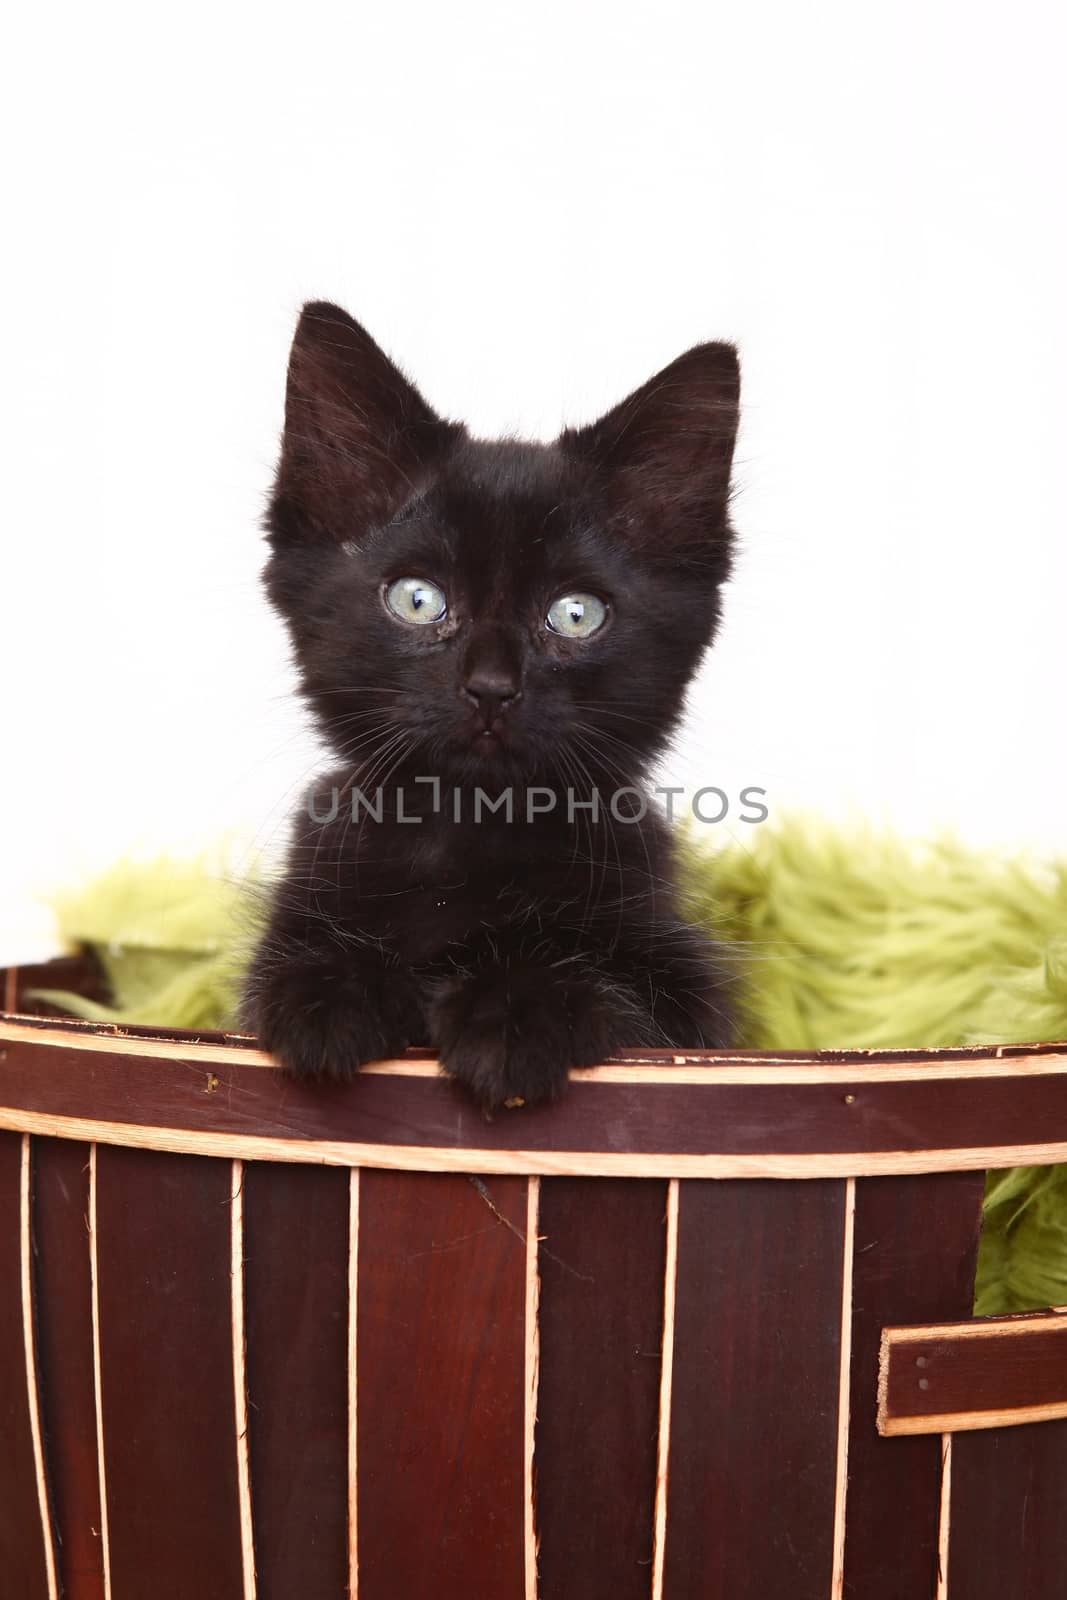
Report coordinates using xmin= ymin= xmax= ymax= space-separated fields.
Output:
xmin=2 ymin=955 xmax=1066 ymax=1599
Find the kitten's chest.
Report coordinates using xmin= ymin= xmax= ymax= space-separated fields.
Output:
xmin=300 ymin=802 xmax=668 ymax=958
xmin=363 ymin=838 xmax=663 ymax=966
xmin=353 ymin=847 xmax=550 ymax=959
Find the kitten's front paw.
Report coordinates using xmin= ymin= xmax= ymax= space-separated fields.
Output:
xmin=244 ymin=961 xmax=415 ymax=1083
xmin=428 ymin=966 xmax=637 ymax=1109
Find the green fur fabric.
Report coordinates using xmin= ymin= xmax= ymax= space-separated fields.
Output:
xmin=36 ymin=825 xmax=1067 ymax=1317
xmin=34 ymin=858 xmax=252 ymax=1032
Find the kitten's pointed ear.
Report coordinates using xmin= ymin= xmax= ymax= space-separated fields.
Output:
xmin=561 ymin=342 xmax=740 ymax=567
xmin=269 ymin=301 xmax=462 ymax=542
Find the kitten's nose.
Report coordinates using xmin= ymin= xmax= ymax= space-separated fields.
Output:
xmin=462 ymin=667 xmax=520 ymax=724
xmin=461 ymin=631 xmax=523 ymax=727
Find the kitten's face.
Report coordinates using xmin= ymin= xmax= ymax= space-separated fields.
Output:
xmin=266 ymin=304 xmax=740 ymax=788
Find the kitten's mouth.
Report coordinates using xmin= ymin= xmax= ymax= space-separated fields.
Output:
xmin=465 ymin=719 xmax=516 ymax=761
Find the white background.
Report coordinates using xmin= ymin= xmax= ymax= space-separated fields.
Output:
xmin=2 ymin=1 xmax=1065 ymax=961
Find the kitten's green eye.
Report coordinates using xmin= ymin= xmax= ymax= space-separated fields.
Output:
xmin=546 ymin=592 xmax=608 ymax=639
xmin=384 ymin=577 xmax=447 ymax=626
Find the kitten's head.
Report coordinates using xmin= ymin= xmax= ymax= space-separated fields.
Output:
xmin=265 ymin=301 xmax=740 ymax=787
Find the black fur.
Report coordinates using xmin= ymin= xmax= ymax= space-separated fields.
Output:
xmin=242 ymin=301 xmax=741 ymax=1106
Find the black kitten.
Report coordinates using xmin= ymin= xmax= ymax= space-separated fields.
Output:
xmin=242 ymin=301 xmax=741 ymax=1106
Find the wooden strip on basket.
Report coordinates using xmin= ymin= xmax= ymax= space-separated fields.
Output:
xmin=533 ymin=1176 xmax=668 ymax=1599
xmin=10 ymin=955 xmax=111 ymax=1017
xmin=948 ymin=1418 xmax=1067 ymax=1597
xmin=94 ymin=1146 xmax=247 ymax=1599
xmin=33 ymin=1137 xmax=107 ymax=1600
xmin=840 ymin=1173 xmax=985 ymax=1599
xmin=355 ymin=1170 xmax=527 ymax=1600
xmin=830 ymin=1177 xmax=857 ymax=1597
xmin=661 ymin=1178 xmax=848 ymax=1599
xmin=347 ymin=1169 xmax=359 ymax=1594
xmin=522 ymin=1176 xmax=540 ymax=1600
xmin=20 ymin=1137 xmax=60 ymax=1599
xmin=243 ymin=1161 xmax=350 ymax=1598
xmin=878 ymin=1308 xmax=1067 ymax=1434
xmin=5 ymin=1006 xmax=1067 ymax=1077
xmin=0 ymin=1130 xmax=54 ymax=1598
xmin=7 ymin=1034 xmax=1067 ymax=1177
xmin=229 ymin=1160 xmax=255 ymax=1600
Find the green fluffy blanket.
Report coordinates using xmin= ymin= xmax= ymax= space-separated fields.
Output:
xmin=34 ymin=825 xmax=1067 ymax=1317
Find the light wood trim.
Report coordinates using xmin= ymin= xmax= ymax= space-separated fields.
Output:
xmin=3 ymin=1016 xmax=1067 ymax=1085
xmin=20 ymin=1135 xmax=59 ymax=1600
xmin=348 ymin=1168 xmax=360 ymax=1600
xmin=880 ymin=1400 xmax=1067 ymax=1437
xmin=89 ymin=1144 xmax=113 ymax=1600
xmin=524 ymin=1177 xmax=541 ymax=1600
xmin=883 ymin=1308 xmax=1067 ymax=1345
xmin=5 ymin=1106 xmax=1067 ymax=1180
xmin=830 ymin=1177 xmax=856 ymax=1599
xmin=936 ymin=1435 xmax=951 ymax=1600
xmin=231 ymin=1160 xmax=256 ymax=1599
xmin=3 ymin=965 xmax=16 ymax=1014
xmin=651 ymin=1178 xmax=679 ymax=1600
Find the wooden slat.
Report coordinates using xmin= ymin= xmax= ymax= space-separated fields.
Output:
xmin=6 ymin=1009 xmax=1067 ymax=1080
xmin=0 ymin=1130 xmax=54 ymax=1597
xmin=523 ymin=1176 xmax=539 ymax=1600
xmin=880 ymin=1309 xmax=1067 ymax=1434
xmin=20 ymin=1136 xmax=59 ymax=1599
xmin=661 ymin=1178 xmax=848 ymax=1598
xmin=347 ymin=1169 xmax=359 ymax=1588
xmin=88 ymin=1147 xmax=112 ymax=1599
xmin=830 ymin=1177 xmax=857 ymax=1593
xmin=948 ymin=1419 xmax=1067 ymax=1597
xmin=33 ymin=1137 xmax=106 ymax=1600
xmin=356 ymin=1169 xmax=527 ymax=1599
xmin=231 ymin=1161 xmax=256 ymax=1599
xmin=841 ymin=1172 xmax=985 ymax=1599
xmin=653 ymin=1177 xmax=679 ymax=1600
xmin=937 ymin=1434 xmax=951 ymax=1600
xmin=11 ymin=952 xmax=111 ymax=1017
xmin=7 ymin=1032 xmax=1067 ymax=1177
xmin=243 ymin=1160 xmax=350 ymax=1598
xmin=7 ymin=1006 xmax=1067 ymax=1074
xmin=94 ymin=1146 xmax=246 ymax=1599
xmin=534 ymin=1177 xmax=668 ymax=1599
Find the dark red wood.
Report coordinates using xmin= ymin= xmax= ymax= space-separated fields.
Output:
xmin=842 ymin=1172 xmax=985 ymax=1599
xmin=662 ymin=1178 xmax=847 ymax=1598
xmin=6 ymin=1034 xmax=1067 ymax=1162
xmin=0 ymin=1131 xmax=52 ymax=1598
xmin=949 ymin=1419 xmax=1067 ymax=1596
xmin=535 ymin=1177 xmax=667 ymax=1598
xmin=356 ymin=1169 xmax=527 ymax=1599
xmin=884 ymin=1315 xmax=1067 ymax=1424
xmin=6 ymin=981 xmax=1067 ymax=1597
xmin=32 ymin=1137 xmax=106 ymax=1600
xmin=94 ymin=1145 xmax=245 ymax=1599
xmin=243 ymin=1161 xmax=350 ymax=1598
xmin=11 ymin=951 xmax=111 ymax=1016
